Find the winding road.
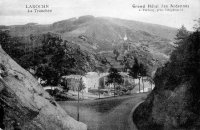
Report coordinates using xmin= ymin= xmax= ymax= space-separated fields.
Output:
xmin=59 ymin=93 xmax=147 ymax=130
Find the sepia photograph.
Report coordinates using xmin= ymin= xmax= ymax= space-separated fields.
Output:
xmin=0 ymin=0 xmax=200 ymax=130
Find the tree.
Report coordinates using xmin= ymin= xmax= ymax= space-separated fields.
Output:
xmin=106 ymin=67 xmax=123 ymax=97
xmin=128 ymin=57 xmax=147 ymax=93
xmin=59 ymin=78 xmax=69 ymax=92
xmin=0 ymin=31 xmax=11 ymax=50
xmin=79 ymin=77 xmax=85 ymax=91
xmin=77 ymin=77 xmax=85 ymax=121
xmin=193 ymin=18 xmax=200 ymax=31
xmin=0 ymin=30 xmax=25 ymax=63
xmin=129 ymin=58 xmax=141 ymax=92
xmin=35 ymin=64 xmax=59 ymax=86
xmin=113 ymin=49 xmax=120 ymax=61
xmin=146 ymin=76 xmax=154 ymax=90
xmin=122 ymin=56 xmax=131 ymax=72
xmin=139 ymin=64 xmax=147 ymax=92
xmin=175 ymin=25 xmax=189 ymax=46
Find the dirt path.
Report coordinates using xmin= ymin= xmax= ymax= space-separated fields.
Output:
xmin=59 ymin=93 xmax=147 ymax=130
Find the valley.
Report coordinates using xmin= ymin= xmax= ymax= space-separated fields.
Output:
xmin=1 ymin=15 xmax=186 ymax=130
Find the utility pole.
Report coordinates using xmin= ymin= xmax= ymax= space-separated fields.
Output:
xmin=99 ymin=91 xmax=100 ymax=99
xmin=98 ymin=85 xmax=100 ymax=99
xmin=114 ymin=82 xmax=115 ymax=97
xmin=124 ymin=77 xmax=126 ymax=86
xmin=77 ymin=86 xmax=79 ymax=121
xmin=138 ymin=77 xmax=141 ymax=93
xmin=77 ymin=77 xmax=82 ymax=121
xmin=142 ymin=77 xmax=144 ymax=93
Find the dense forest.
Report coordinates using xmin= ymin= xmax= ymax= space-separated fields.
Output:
xmin=0 ymin=31 xmax=108 ymax=85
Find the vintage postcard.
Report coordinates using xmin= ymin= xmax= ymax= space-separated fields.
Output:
xmin=0 ymin=0 xmax=200 ymax=130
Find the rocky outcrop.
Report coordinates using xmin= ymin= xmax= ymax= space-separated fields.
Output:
xmin=132 ymin=63 xmax=200 ymax=130
xmin=0 ymin=45 xmax=87 ymax=130
xmin=133 ymin=82 xmax=200 ymax=130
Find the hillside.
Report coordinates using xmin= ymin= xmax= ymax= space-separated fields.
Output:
xmin=0 ymin=15 xmax=177 ymax=74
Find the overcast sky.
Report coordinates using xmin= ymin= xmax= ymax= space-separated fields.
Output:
xmin=0 ymin=0 xmax=199 ymax=30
